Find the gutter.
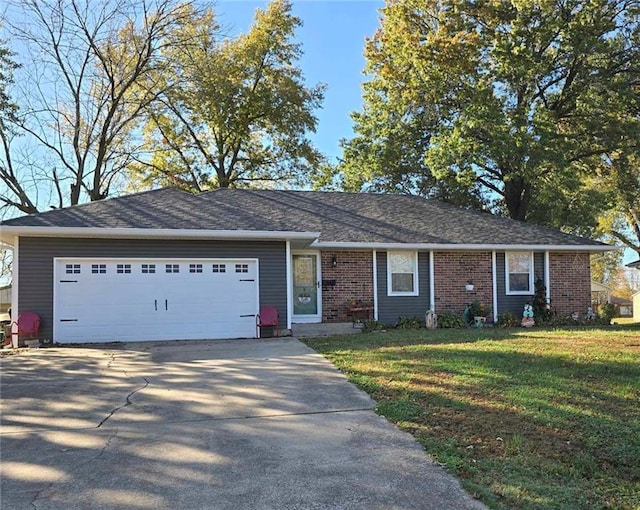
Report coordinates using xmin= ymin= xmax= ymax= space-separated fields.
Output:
xmin=0 ymin=226 xmax=321 ymax=245
xmin=310 ymin=241 xmax=615 ymax=252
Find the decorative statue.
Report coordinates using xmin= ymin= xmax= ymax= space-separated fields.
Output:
xmin=586 ymin=307 xmax=596 ymax=321
xmin=521 ymin=303 xmax=535 ymax=328
xmin=425 ymin=309 xmax=438 ymax=329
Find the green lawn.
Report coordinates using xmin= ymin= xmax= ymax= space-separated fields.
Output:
xmin=304 ymin=326 xmax=640 ymax=510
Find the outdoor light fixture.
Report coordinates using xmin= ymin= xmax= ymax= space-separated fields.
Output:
xmin=331 ymin=255 xmax=338 ymax=267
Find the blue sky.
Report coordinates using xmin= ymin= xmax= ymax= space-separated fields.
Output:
xmin=217 ymin=0 xmax=384 ymax=162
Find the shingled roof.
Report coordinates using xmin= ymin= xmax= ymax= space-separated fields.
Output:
xmin=0 ymin=187 xmax=609 ymax=248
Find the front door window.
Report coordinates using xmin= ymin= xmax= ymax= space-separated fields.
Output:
xmin=293 ymin=254 xmax=318 ymax=316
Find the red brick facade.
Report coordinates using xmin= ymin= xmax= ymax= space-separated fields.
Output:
xmin=316 ymin=250 xmax=591 ymax=323
xmin=433 ymin=251 xmax=494 ymax=319
xmin=549 ymin=252 xmax=591 ymax=317
xmin=320 ymin=251 xmax=374 ymax=322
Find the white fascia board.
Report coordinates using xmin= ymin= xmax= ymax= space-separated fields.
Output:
xmin=311 ymin=241 xmax=615 ymax=252
xmin=0 ymin=226 xmax=320 ymax=242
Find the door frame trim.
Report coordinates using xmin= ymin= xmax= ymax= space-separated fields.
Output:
xmin=291 ymin=250 xmax=322 ymax=323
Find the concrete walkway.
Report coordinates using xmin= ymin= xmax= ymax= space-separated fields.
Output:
xmin=0 ymin=338 xmax=485 ymax=510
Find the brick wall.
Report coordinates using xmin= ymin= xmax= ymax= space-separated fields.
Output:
xmin=433 ymin=251 xmax=494 ymax=319
xmin=321 ymin=251 xmax=374 ymax=322
xmin=549 ymin=252 xmax=591 ymax=317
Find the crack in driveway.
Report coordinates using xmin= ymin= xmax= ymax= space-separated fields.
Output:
xmin=96 ymin=378 xmax=149 ymax=428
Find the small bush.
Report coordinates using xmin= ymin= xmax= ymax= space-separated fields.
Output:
xmin=397 ymin=316 xmax=423 ymax=329
xmin=599 ymin=303 xmax=615 ymax=325
xmin=362 ymin=319 xmax=387 ymax=333
xmin=497 ymin=312 xmax=519 ymax=328
xmin=438 ymin=311 xmax=465 ymax=329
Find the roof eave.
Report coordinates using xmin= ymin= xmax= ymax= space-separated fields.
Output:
xmin=0 ymin=226 xmax=320 ymax=245
xmin=311 ymin=241 xmax=615 ymax=252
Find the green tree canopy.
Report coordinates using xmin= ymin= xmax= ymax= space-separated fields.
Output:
xmin=132 ymin=0 xmax=326 ymax=191
xmin=340 ymin=0 xmax=640 ymax=227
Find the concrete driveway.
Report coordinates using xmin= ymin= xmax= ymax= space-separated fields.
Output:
xmin=1 ymin=338 xmax=484 ymax=510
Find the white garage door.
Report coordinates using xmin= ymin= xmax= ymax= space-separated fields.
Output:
xmin=54 ymin=258 xmax=259 ymax=343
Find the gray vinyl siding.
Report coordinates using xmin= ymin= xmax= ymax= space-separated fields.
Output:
xmin=496 ymin=252 xmax=545 ymax=316
xmin=18 ymin=237 xmax=287 ymax=341
xmin=376 ymin=251 xmax=430 ymax=325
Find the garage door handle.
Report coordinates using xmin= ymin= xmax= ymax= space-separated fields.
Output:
xmin=240 ymin=314 xmax=256 ymax=317
xmin=154 ymin=299 xmax=157 ymax=311
xmin=239 ymin=279 xmax=254 ymax=282
xmin=165 ymin=299 xmax=168 ymax=311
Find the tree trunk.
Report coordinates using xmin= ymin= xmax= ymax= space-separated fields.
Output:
xmin=503 ymin=177 xmax=532 ymax=221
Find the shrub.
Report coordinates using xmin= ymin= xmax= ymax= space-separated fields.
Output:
xmin=497 ymin=312 xmax=519 ymax=328
xmin=362 ymin=319 xmax=387 ymax=333
xmin=532 ymin=277 xmax=552 ymax=321
xmin=397 ymin=316 xmax=423 ymax=329
xmin=438 ymin=311 xmax=465 ymax=329
xmin=598 ymin=303 xmax=615 ymax=325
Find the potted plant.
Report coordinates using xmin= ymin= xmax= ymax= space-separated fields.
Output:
xmin=466 ymin=300 xmax=491 ymax=327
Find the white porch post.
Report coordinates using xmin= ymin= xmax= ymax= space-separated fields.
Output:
xmin=285 ymin=241 xmax=292 ymax=330
xmin=544 ymin=251 xmax=551 ymax=305
xmin=10 ymin=237 xmax=19 ymax=347
xmin=492 ymin=251 xmax=498 ymax=323
xmin=372 ymin=251 xmax=378 ymax=320
xmin=429 ymin=251 xmax=435 ymax=312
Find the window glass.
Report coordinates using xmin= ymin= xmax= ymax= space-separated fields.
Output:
xmin=388 ymin=252 xmax=417 ymax=294
xmin=507 ymin=252 xmax=533 ymax=293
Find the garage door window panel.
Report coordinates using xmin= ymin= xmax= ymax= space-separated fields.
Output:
xmin=166 ymin=264 xmax=180 ymax=273
xmin=141 ymin=264 xmax=156 ymax=274
xmin=91 ymin=264 xmax=107 ymax=274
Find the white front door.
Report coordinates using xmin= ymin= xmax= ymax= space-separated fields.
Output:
xmin=291 ymin=252 xmax=321 ymax=323
xmin=54 ymin=258 xmax=259 ymax=343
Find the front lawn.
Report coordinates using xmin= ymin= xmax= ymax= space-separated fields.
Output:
xmin=304 ymin=326 xmax=640 ymax=510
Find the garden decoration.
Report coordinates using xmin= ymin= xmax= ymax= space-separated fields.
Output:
xmin=586 ymin=307 xmax=596 ymax=321
xmin=521 ymin=303 xmax=535 ymax=327
xmin=425 ymin=309 xmax=438 ymax=329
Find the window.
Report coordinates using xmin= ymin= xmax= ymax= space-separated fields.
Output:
xmin=506 ymin=252 xmax=534 ymax=294
xmin=91 ymin=264 xmax=106 ymax=274
xmin=141 ymin=264 xmax=156 ymax=274
xmin=65 ymin=264 xmax=81 ymax=274
xmin=165 ymin=264 xmax=180 ymax=274
xmin=212 ymin=264 xmax=226 ymax=273
xmin=387 ymin=251 xmax=418 ymax=296
xmin=189 ymin=263 xmax=203 ymax=273
xmin=116 ymin=264 xmax=131 ymax=274
xmin=235 ymin=264 xmax=249 ymax=273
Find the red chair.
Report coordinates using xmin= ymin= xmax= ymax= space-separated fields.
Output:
xmin=11 ymin=311 xmax=40 ymax=347
xmin=256 ymin=306 xmax=279 ymax=338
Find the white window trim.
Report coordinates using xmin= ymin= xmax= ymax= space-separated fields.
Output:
xmin=387 ymin=251 xmax=419 ymax=297
xmin=505 ymin=251 xmax=535 ymax=295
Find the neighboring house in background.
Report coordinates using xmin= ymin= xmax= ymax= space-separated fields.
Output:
xmin=0 ymin=188 xmax=613 ymax=344
xmin=0 ymin=285 xmax=11 ymax=312
xmin=610 ymin=295 xmax=633 ymax=317
xmin=591 ymin=280 xmax=612 ymax=307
